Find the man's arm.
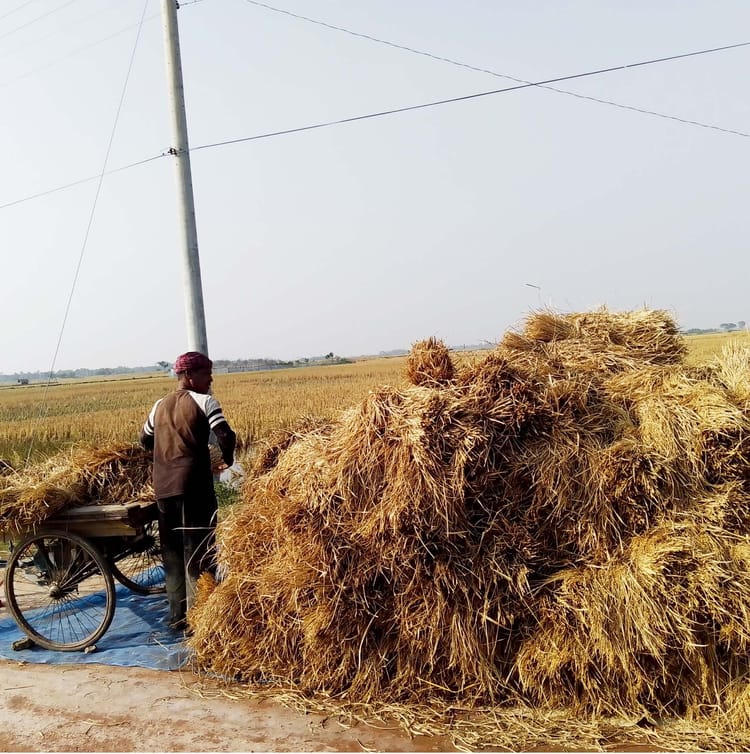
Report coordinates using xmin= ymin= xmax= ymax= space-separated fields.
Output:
xmin=140 ymin=400 xmax=160 ymax=451
xmin=140 ymin=427 xmax=154 ymax=451
xmin=213 ymin=421 xmax=237 ymax=467
xmin=191 ymin=392 xmax=237 ymax=466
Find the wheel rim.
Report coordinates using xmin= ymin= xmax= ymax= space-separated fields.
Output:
xmin=5 ymin=532 xmax=114 ymax=650
xmin=110 ymin=521 xmax=166 ymax=593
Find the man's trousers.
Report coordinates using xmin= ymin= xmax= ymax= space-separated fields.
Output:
xmin=156 ymin=490 xmax=218 ymax=626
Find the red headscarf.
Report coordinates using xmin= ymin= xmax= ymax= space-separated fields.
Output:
xmin=174 ymin=351 xmax=212 ymax=374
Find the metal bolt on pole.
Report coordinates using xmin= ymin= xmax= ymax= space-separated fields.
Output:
xmin=161 ymin=0 xmax=209 ymax=356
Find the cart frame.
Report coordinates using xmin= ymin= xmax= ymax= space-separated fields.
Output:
xmin=2 ymin=500 xmax=165 ymax=651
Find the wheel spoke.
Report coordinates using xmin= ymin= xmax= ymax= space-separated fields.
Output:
xmin=110 ymin=522 xmax=165 ymax=594
xmin=5 ymin=531 xmax=115 ymax=651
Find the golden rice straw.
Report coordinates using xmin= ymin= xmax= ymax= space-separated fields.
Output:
xmin=185 ymin=308 xmax=750 ymax=745
xmin=0 ymin=443 xmax=153 ymax=536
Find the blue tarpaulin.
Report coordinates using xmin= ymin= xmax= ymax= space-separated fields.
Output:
xmin=0 ymin=569 xmax=190 ymax=670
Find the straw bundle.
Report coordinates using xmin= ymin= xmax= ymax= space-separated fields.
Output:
xmin=250 ymin=416 xmax=334 ymax=477
xmin=405 ymin=337 xmax=455 ymax=386
xmin=516 ymin=486 xmax=750 ymax=717
xmin=0 ymin=443 xmax=153 ymax=536
xmin=189 ymin=308 xmax=750 ymax=744
xmin=508 ymin=307 xmax=686 ymax=364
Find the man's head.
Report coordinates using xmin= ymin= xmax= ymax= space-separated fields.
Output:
xmin=174 ymin=351 xmax=213 ymax=394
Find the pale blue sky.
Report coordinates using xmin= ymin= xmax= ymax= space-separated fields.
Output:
xmin=1 ymin=0 xmax=748 ymax=372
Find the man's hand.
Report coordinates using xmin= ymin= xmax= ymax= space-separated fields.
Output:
xmin=209 ymin=444 xmax=226 ymax=472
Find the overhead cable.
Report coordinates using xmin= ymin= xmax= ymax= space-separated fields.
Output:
xmin=0 ymin=0 xmax=38 ymax=24
xmin=27 ymin=0 xmax=151 ymax=463
xmin=0 ymin=154 xmax=166 ymax=212
xmin=0 ymin=4 xmax=119 ymax=62
xmin=0 ymin=0 xmax=206 ymax=87
xmin=3 ymin=37 xmax=748 ymax=216
xmin=0 ymin=0 xmax=77 ymax=43
xmin=241 ymin=0 xmax=749 ymax=139
xmin=192 ymin=39 xmax=750 ymax=152
xmin=0 ymin=11 xmax=160 ymax=89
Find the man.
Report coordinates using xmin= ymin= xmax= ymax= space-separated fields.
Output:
xmin=140 ymin=351 xmax=236 ymax=631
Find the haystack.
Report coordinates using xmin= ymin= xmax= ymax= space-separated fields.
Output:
xmin=0 ymin=443 xmax=153 ymax=536
xmin=405 ymin=337 xmax=455 ymax=386
xmin=189 ymin=307 xmax=750 ymax=746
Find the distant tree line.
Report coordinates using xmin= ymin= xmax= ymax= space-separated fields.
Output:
xmin=1 ymin=353 xmax=354 ymax=383
xmin=683 ymin=320 xmax=746 ymax=335
xmin=211 ymin=355 xmax=353 ymax=372
xmin=0 ymin=364 xmax=160 ymax=383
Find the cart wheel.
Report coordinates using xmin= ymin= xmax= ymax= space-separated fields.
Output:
xmin=4 ymin=529 xmax=115 ymax=651
xmin=110 ymin=520 xmax=166 ymax=595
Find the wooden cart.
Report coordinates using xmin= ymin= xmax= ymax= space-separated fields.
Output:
xmin=2 ymin=501 xmax=165 ymax=652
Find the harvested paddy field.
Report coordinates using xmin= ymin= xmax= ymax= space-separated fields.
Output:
xmin=0 ymin=356 xmax=409 ymax=466
xmin=0 ymin=328 xmax=745 ymax=466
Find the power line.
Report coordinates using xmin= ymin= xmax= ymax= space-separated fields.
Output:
xmin=2 ymin=38 xmax=748 ymax=216
xmin=241 ymin=0 xmax=749 ymax=140
xmin=192 ymin=39 xmax=750 ymax=152
xmin=0 ymin=0 xmax=205 ymax=87
xmin=0 ymin=4 xmax=120 ymax=62
xmin=0 ymin=0 xmax=38 ymax=24
xmin=0 ymin=11 xmax=160 ymax=89
xmin=0 ymin=0 xmax=77 ymax=43
xmin=27 ymin=0 xmax=152 ymax=463
xmin=0 ymin=154 xmax=166 ymax=212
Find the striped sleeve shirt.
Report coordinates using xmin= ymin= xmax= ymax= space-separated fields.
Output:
xmin=141 ymin=389 xmax=233 ymax=499
xmin=142 ymin=392 xmax=228 ymax=437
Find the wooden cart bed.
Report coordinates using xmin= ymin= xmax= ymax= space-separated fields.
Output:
xmin=43 ymin=500 xmax=159 ymax=538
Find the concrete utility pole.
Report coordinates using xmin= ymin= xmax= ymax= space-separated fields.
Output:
xmin=161 ymin=0 xmax=209 ymax=356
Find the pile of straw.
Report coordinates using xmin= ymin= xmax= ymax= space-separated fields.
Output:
xmin=189 ymin=307 xmax=750 ymax=746
xmin=0 ymin=443 xmax=153 ymax=536
xmin=405 ymin=336 xmax=455 ymax=386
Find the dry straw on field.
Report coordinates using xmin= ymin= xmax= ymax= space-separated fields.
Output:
xmin=189 ymin=307 xmax=750 ymax=748
xmin=0 ymin=443 xmax=152 ymax=535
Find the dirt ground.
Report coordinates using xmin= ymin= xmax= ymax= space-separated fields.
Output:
xmin=0 ymin=551 xmax=448 ymax=752
xmin=0 ymin=554 xmax=450 ymax=752
xmin=0 ymin=660 xmax=453 ymax=752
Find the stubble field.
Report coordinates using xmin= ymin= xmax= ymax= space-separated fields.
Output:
xmin=0 ymin=356 xmax=410 ymax=466
xmin=0 ymin=331 xmax=748 ymax=468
